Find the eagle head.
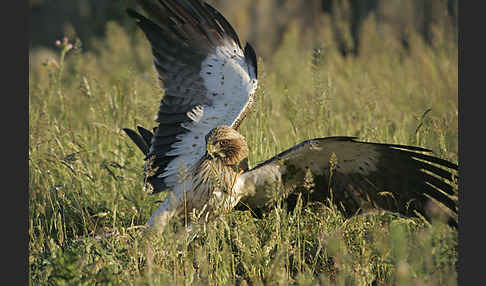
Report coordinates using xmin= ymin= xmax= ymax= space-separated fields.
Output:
xmin=205 ymin=126 xmax=249 ymax=167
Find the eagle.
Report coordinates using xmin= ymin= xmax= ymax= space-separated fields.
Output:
xmin=123 ymin=0 xmax=459 ymax=235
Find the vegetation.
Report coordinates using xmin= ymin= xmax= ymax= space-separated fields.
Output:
xmin=29 ymin=10 xmax=458 ymax=285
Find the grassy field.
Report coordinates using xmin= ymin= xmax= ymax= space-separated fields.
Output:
xmin=29 ymin=13 xmax=458 ymax=285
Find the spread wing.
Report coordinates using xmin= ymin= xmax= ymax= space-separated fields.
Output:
xmin=235 ymin=137 xmax=458 ymax=226
xmin=124 ymin=0 xmax=258 ymax=193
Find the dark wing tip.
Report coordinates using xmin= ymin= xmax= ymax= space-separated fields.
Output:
xmin=203 ymin=1 xmax=242 ymax=48
xmin=137 ymin=125 xmax=154 ymax=145
xmin=244 ymin=43 xmax=258 ymax=79
xmin=146 ymin=174 xmax=169 ymax=195
xmin=126 ymin=8 xmax=142 ymax=20
xmin=123 ymin=128 xmax=150 ymax=155
xmin=407 ymin=150 xmax=458 ymax=170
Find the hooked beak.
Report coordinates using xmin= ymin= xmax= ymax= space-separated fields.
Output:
xmin=207 ymin=141 xmax=224 ymax=159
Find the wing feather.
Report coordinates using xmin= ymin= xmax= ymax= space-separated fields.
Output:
xmin=123 ymin=128 xmax=150 ymax=155
xmin=236 ymin=137 xmax=458 ymax=226
xmin=137 ymin=126 xmax=154 ymax=145
xmin=125 ymin=0 xmax=258 ymax=193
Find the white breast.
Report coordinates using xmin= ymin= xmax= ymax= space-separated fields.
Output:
xmin=158 ymin=43 xmax=258 ymax=189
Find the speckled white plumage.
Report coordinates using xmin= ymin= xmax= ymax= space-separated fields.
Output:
xmin=127 ymin=2 xmax=458 ymax=237
xmin=149 ymin=43 xmax=258 ymax=232
xmin=161 ymin=43 xmax=257 ymax=185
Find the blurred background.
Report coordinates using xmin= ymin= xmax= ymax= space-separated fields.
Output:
xmin=29 ymin=2 xmax=459 ymax=283
xmin=30 ymin=0 xmax=457 ymax=59
xmin=29 ymin=0 xmax=459 ymax=162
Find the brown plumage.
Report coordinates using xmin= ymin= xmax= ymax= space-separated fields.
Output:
xmin=189 ymin=126 xmax=249 ymax=214
xmin=124 ymin=0 xmax=257 ymax=195
xmin=123 ymin=0 xmax=458 ymax=235
xmin=235 ymin=137 xmax=458 ymax=227
xmin=194 ymin=129 xmax=458 ymax=227
xmin=204 ymin=126 xmax=249 ymax=166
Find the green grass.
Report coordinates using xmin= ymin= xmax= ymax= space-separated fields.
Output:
xmin=29 ymin=16 xmax=458 ymax=285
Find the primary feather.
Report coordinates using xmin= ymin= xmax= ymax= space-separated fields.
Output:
xmin=125 ymin=0 xmax=257 ymax=195
xmin=123 ymin=0 xmax=458 ymax=235
xmin=124 ymin=0 xmax=257 ymax=232
xmin=235 ymin=137 xmax=458 ymax=227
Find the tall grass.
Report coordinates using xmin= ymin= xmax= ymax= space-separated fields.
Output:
xmin=29 ymin=13 xmax=458 ymax=285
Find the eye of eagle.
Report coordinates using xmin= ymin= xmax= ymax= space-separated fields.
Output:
xmin=218 ymin=140 xmax=230 ymax=146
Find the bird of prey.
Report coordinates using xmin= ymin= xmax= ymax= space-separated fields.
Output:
xmin=123 ymin=0 xmax=458 ymax=235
